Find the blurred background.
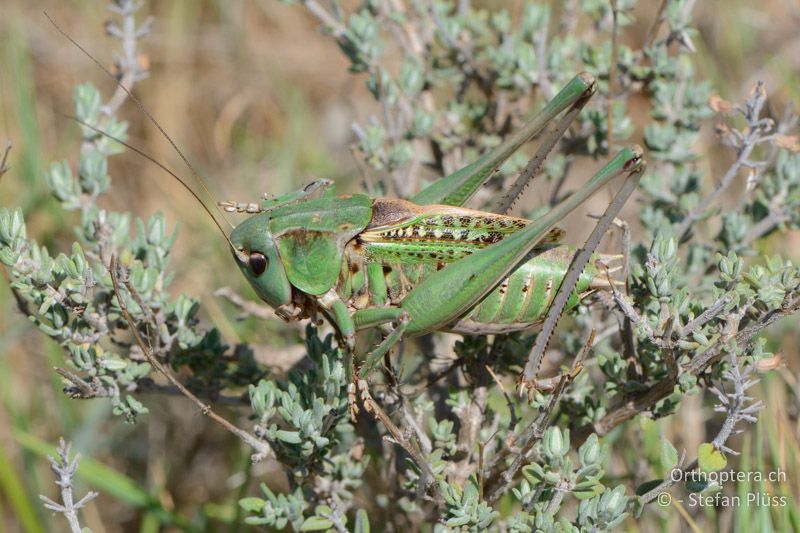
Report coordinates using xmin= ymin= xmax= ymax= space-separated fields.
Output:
xmin=1 ymin=0 xmax=800 ymax=531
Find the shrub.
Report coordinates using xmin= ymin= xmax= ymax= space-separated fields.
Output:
xmin=1 ymin=0 xmax=798 ymax=530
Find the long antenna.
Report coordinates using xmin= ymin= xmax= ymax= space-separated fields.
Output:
xmin=67 ymin=114 xmax=239 ymax=253
xmin=44 ymin=11 xmax=235 ymax=233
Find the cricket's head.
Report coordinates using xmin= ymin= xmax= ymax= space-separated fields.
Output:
xmin=230 ymin=214 xmax=293 ymax=310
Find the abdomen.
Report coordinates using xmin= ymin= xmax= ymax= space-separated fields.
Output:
xmin=339 ymin=242 xmax=606 ymax=334
xmin=450 ymin=246 xmax=602 ymax=334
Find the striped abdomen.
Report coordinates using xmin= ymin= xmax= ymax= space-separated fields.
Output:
xmin=335 ymin=198 xmax=613 ymax=334
xmin=452 ymin=245 xmax=604 ymax=334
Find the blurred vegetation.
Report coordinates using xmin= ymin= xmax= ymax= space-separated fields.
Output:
xmin=2 ymin=0 xmax=800 ymax=531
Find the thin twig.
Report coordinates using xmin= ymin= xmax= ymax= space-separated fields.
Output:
xmin=103 ymin=0 xmax=152 ymax=116
xmin=743 ymin=205 xmax=788 ymax=244
xmin=361 ymin=390 xmax=444 ymax=506
xmin=486 ymin=365 xmax=519 ymax=429
xmin=533 ymin=16 xmax=552 ymax=98
xmin=576 ymin=294 xmax=800 ymax=443
xmin=686 ymin=295 xmax=800 ymax=374
xmin=735 ymin=105 xmax=798 ymax=211
xmin=400 ymin=394 xmax=433 ymax=455
xmin=40 ymin=438 xmax=99 ymax=533
xmin=0 ymin=141 xmax=11 ymax=180
xmin=486 ymin=333 xmax=592 ymax=503
xmin=214 ymin=286 xmax=303 ymax=328
xmin=55 ymin=367 xmax=116 ymax=399
xmin=302 ymin=0 xmax=349 ymax=39
xmin=679 ymin=295 xmax=732 ymax=338
xmin=607 ymin=0 xmax=619 ymax=151
xmin=640 ymin=350 xmax=763 ymax=505
xmin=639 ymin=454 xmax=692 ymax=505
xmin=661 ymin=316 xmax=678 ymax=379
xmin=675 ymin=82 xmax=770 ymax=238
xmin=109 ymin=256 xmax=273 ymax=461
xmin=642 ymin=0 xmax=669 ymax=50
xmin=430 ymin=1 xmax=489 ymax=91
xmin=320 ymin=510 xmax=349 ymax=533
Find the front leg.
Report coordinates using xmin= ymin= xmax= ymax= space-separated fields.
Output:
xmin=317 ymin=291 xmax=408 ymax=368
xmin=318 ymin=288 xmax=356 ymax=351
xmin=317 ymin=289 xmax=361 ymax=419
xmin=218 ymin=179 xmax=334 ymax=214
xmin=345 ymin=306 xmax=408 ymax=419
xmin=352 ymin=307 xmax=409 ymax=379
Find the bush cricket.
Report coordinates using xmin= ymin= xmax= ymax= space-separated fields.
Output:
xmin=51 ymin=17 xmax=645 ymax=406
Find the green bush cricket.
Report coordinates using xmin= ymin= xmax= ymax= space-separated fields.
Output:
xmin=225 ymin=74 xmax=644 ymax=388
xmin=52 ymin=19 xmax=644 ymax=403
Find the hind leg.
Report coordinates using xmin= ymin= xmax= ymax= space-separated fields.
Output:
xmin=413 ymin=73 xmax=596 ymax=208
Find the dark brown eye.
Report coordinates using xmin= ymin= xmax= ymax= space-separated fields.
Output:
xmin=249 ymin=251 xmax=268 ymax=276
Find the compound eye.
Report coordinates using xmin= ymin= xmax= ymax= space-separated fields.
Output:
xmin=249 ymin=251 xmax=268 ymax=276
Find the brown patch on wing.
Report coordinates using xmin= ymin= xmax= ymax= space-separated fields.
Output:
xmin=367 ymin=198 xmax=425 ymax=229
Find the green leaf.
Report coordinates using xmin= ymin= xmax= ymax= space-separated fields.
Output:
xmin=522 ymin=462 xmax=544 ymax=484
xmin=661 ymin=439 xmax=679 ymax=473
xmin=543 ymin=426 xmax=565 ymax=460
xmin=354 ymin=509 xmax=370 ymax=533
xmin=446 ymin=515 xmax=471 ymax=527
xmin=578 ymin=434 xmax=601 ymax=466
xmin=686 ymin=477 xmax=709 ymax=493
xmin=635 ymin=479 xmax=664 ymax=496
xmin=74 ymin=82 xmax=102 ymax=124
xmin=698 ymin=442 xmax=727 ymax=473
xmin=238 ymin=497 xmax=265 ymax=513
xmin=300 ymin=515 xmax=334 ymax=531
xmin=275 ymin=430 xmax=302 ymax=444
xmin=103 ymin=357 xmax=128 ymax=371
xmin=573 ymin=480 xmax=605 ymax=500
